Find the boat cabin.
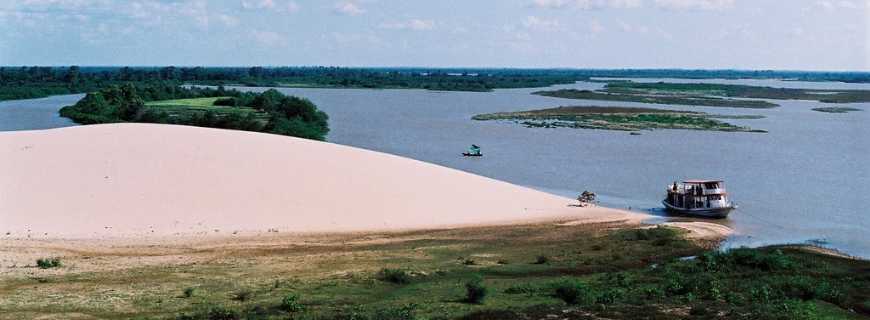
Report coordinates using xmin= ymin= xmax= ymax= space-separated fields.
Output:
xmin=666 ymin=180 xmax=729 ymax=210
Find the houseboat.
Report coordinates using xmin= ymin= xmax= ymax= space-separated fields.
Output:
xmin=663 ymin=180 xmax=735 ymax=218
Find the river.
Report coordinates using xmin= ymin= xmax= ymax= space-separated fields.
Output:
xmin=1 ymin=79 xmax=867 ymax=257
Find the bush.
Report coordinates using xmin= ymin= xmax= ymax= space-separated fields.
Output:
xmin=554 ymin=279 xmax=592 ymax=305
xmin=183 ymin=287 xmax=196 ymax=298
xmin=176 ymin=306 xmax=240 ymax=320
xmin=702 ymin=248 xmax=795 ymax=272
xmin=279 ymin=293 xmax=304 ymax=312
xmin=534 ymin=255 xmax=549 ymax=264
xmin=213 ymin=97 xmax=237 ymax=106
xmin=595 ymin=288 xmax=624 ymax=305
xmin=378 ymin=268 xmax=411 ymax=284
xmin=36 ymin=257 xmax=62 ymax=269
xmin=504 ymin=283 xmax=539 ymax=296
xmin=465 ymin=276 xmax=488 ymax=304
xmin=206 ymin=306 xmax=240 ymax=320
xmin=372 ymin=303 xmax=418 ymax=320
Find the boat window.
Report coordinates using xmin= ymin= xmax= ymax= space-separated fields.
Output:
xmin=709 ymin=195 xmax=721 ymax=200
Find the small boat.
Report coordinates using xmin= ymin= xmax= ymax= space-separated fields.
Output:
xmin=663 ymin=180 xmax=735 ymax=218
xmin=463 ymin=144 xmax=483 ymax=157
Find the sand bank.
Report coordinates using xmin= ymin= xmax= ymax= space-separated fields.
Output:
xmin=1 ymin=124 xmax=646 ymax=239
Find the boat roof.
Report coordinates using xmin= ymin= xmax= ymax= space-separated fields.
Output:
xmin=683 ymin=179 xmax=723 ymax=183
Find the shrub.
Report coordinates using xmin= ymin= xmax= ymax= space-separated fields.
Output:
xmin=504 ymin=283 xmax=538 ymax=296
xmin=378 ymin=268 xmax=411 ymax=284
xmin=372 ymin=303 xmax=418 ymax=320
xmin=534 ymin=255 xmax=549 ymax=264
xmin=36 ymin=257 xmax=62 ymax=269
xmin=279 ymin=293 xmax=304 ymax=312
xmin=465 ymin=276 xmax=488 ymax=304
xmin=554 ymin=279 xmax=592 ymax=305
xmin=183 ymin=287 xmax=196 ymax=298
xmin=214 ymin=97 xmax=237 ymax=106
xmin=595 ymin=288 xmax=624 ymax=305
xmin=206 ymin=306 xmax=240 ymax=320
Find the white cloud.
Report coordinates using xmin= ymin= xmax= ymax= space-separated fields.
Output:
xmin=251 ymin=29 xmax=287 ymax=47
xmin=241 ymin=0 xmax=298 ymax=13
xmin=530 ymin=0 xmax=642 ymax=10
xmin=379 ymin=19 xmax=435 ymax=31
xmin=333 ymin=0 xmax=364 ymax=16
xmin=589 ymin=19 xmax=605 ymax=33
xmin=241 ymin=0 xmax=274 ymax=9
xmin=522 ymin=16 xmax=561 ymax=31
xmin=813 ymin=0 xmax=859 ymax=11
xmin=216 ymin=13 xmax=239 ymax=27
xmin=653 ymin=0 xmax=735 ymax=11
xmin=530 ymin=0 xmax=734 ymax=10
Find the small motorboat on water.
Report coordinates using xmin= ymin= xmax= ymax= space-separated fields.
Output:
xmin=463 ymin=144 xmax=483 ymax=157
xmin=663 ymin=180 xmax=735 ymax=218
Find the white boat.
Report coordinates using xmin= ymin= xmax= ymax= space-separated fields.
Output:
xmin=663 ymin=180 xmax=735 ymax=218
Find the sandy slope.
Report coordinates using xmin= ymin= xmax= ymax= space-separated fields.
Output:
xmin=0 ymin=124 xmax=645 ymax=239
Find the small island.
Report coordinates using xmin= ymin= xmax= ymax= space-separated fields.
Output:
xmin=59 ymin=84 xmax=330 ymax=140
xmin=473 ymin=106 xmax=766 ymax=133
xmin=601 ymin=81 xmax=870 ymax=104
xmin=811 ymin=107 xmax=863 ymax=113
xmin=533 ymin=89 xmax=779 ymax=109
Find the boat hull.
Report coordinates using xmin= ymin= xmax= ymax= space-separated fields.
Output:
xmin=662 ymin=200 xmax=733 ymax=219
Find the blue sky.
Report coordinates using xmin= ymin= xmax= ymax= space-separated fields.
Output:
xmin=1 ymin=0 xmax=867 ymax=70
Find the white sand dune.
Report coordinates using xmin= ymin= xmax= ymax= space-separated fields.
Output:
xmin=0 ymin=124 xmax=644 ymax=239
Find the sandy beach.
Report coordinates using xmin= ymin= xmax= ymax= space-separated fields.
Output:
xmin=1 ymin=123 xmax=653 ymax=240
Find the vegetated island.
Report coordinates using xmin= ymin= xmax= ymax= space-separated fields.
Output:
xmin=473 ymin=106 xmax=767 ymax=133
xmin=602 ymin=81 xmax=870 ymax=104
xmin=533 ymin=89 xmax=779 ymax=109
xmin=811 ymin=107 xmax=863 ymax=113
xmin=59 ymin=83 xmax=329 ymax=140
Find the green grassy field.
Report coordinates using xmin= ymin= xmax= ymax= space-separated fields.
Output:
xmin=145 ymin=97 xmax=231 ymax=108
xmin=143 ymin=96 xmax=271 ymax=125
xmin=2 ymin=222 xmax=866 ymax=320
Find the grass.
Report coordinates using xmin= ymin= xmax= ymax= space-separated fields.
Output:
xmin=1 ymin=222 xmax=866 ymax=319
xmin=142 ymin=96 xmax=271 ymax=125
xmin=473 ymin=106 xmax=766 ymax=133
xmin=145 ymin=97 xmax=230 ymax=108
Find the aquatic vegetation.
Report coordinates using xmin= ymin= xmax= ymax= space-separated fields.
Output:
xmin=473 ymin=106 xmax=766 ymax=133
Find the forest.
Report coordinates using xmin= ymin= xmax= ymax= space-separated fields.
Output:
xmin=4 ymin=66 xmax=870 ymax=102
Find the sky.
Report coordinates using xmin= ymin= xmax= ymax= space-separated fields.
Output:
xmin=0 ymin=0 xmax=868 ymax=70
